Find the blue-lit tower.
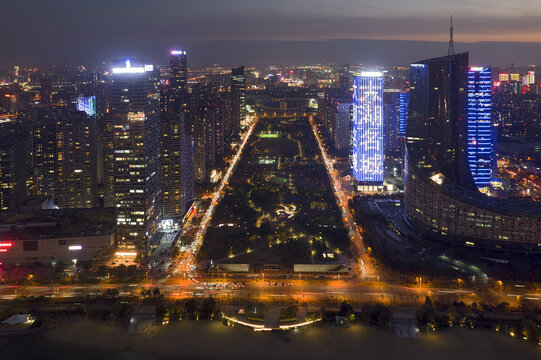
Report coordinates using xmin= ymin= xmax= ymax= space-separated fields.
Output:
xmin=352 ymin=72 xmax=384 ymax=184
xmin=399 ymin=92 xmax=409 ymax=137
xmin=467 ymin=67 xmax=495 ymax=189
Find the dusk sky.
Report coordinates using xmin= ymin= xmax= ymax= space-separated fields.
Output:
xmin=3 ymin=0 xmax=541 ymax=66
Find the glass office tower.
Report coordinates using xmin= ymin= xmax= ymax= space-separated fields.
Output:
xmin=104 ymin=59 xmax=162 ymax=252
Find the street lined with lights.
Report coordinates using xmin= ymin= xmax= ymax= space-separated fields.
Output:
xmin=175 ymin=117 xmax=258 ymax=272
xmin=309 ymin=117 xmax=375 ymax=277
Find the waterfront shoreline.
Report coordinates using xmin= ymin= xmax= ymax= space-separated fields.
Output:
xmin=2 ymin=319 xmax=539 ymax=360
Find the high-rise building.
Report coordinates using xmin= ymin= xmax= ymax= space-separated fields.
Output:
xmin=170 ymin=50 xmax=188 ymax=93
xmin=335 ymin=101 xmax=353 ymax=152
xmin=77 ymin=95 xmax=96 ymax=117
xmin=338 ymin=64 xmax=351 ymax=90
xmin=383 ymin=91 xmax=401 ymax=156
xmin=104 ymin=59 xmax=162 ymax=252
xmin=384 ymin=91 xmax=410 ymax=156
xmin=161 ymin=86 xmax=189 ymax=219
xmin=407 ymin=53 xmax=473 ymax=189
xmin=40 ymin=78 xmax=53 ymax=104
xmin=31 ymin=104 xmax=60 ymax=198
xmin=405 ymin=52 xmax=541 ymax=252
xmin=191 ymin=85 xmax=221 ymax=184
xmin=528 ymin=70 xmax=535 ymax=85
xmin=161 ymin=50 xmax=194 ymax=219
xmin=56 ymin=111 xmax=97 ymax=208
xmin=0 ymin=129 xmax=28 ymax=211
xmin=352 ymin=72 xmax=384 ymax=184
xmin=229 ymin=66 xmax=246 ymax=136
xmin=467 ymin=67 xmax=496 ymax=190
xmin=399 ymin=92 xmax=409 ymax=138
xmin=317 ymin=90 xmax=352 ymax=153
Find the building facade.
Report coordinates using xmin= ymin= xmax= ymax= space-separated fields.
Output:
xmin=161 ymin=49 xmax=194 ymax=219
xmin=55 ymin=111 xmax=97 ymax=208
xmin=405 ymin=53 xmax=541 ymax=252
xmin=104 ymin=59 xmax=162 ymax=252
xmin=229 ymin=66 xmax=246 ymax=137
xmin=352 ymin=72 xmax=384 ymax=184
xmin=0 ymin=130 xmax=28 ymax=211
xmin=467 ymin=67 xmax=496 ymax=190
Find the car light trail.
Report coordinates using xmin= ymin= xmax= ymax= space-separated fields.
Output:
xmin=309 ymin=117 xmax=374 ymax=276
xmin=177 ymin=118 xmax=258 ymax=272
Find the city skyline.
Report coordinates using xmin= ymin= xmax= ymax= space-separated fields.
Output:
xmin=3 ymin=0 xmax=541 ymax=67
xmin=1 ymin=3 xmax=541 ymax=357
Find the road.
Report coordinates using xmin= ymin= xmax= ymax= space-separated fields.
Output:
xmin=174 ymin=117 xmax=258 ymax=273
xmin=309 ymin=117 xmax=375 ymax=277
xmin=1 ymin=276 xmax=538 ymax=308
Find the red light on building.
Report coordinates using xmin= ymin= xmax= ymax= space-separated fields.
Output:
xmin=0 ymin=242 xmax=13 ymax=247
xmin=494 ymin=81 xmax=501 ymax=87
xmin=0 ymin=249 xmax=7 ymax=253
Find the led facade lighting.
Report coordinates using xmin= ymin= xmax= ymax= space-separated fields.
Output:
xmin=467 ymin=67 xmax=495 ymax=189
xmin=352 ymin=72 xmax=384 ymax=184
xmin=399 ymin=93 xmax=409 ymax=137
xmin=68 ymin=245 xmax=82 ymax=251
xmin=112 ymin=59 xmax=151 ymax=74
xmin=77 ymin=96 xmax=96 ymax=117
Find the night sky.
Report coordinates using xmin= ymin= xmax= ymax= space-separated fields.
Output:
xmin=2 ymin=0 xmax=541 ymax=66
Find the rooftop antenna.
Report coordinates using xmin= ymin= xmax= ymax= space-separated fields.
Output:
xmin=448 ymin=15 xmax=455 ymax=56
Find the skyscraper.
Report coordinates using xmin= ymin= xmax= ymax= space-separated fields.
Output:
xmin=104 ymin=59 xmax=162 ymax=252
xmin=407 ymin=53 xmax=473 ymax=189
xmin=31 ymin=104 xmax=60 ymax=199
xmin=191 ymin=85 xmax=222 ymax=184
xmin=384 ymin=91 xmax=410 ymax=157
xmin=162 ymin=50 xmax=193 ymax=218
xmin=170 ymin=50 xmax=188 ymax=93
xmin=467 ymin=67 xmax=495 ymax=190
xmin=229 ymin=66 xmax=246 ymax=137
xmin=352 ymin=72 xmax=384 ymax=184
xmin=0 ymin=128 xmax=28 ymax=211
xmin=55 ymin=111 xmax=97 ymax=208
xmin=405 ymin=52 xmax=541 ymax=252
xmin=383 ymin=90 xmax=401 ymax=156
xmin=398 ymin=92 xmax=409 ymax=138
xmin=335 ymin=101 xmax=353 ymax=152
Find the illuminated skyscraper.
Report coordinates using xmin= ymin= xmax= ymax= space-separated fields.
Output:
xmin=77 ymin=96 xmax=96 ymax=117
xmin=407 ymin=53 xmax=473 ymax=188
xmin=31 ymin=104 xmax=59 ymax=198
xmin=399 ymin=92 xmax=409 ymax=137
xmin=352 ymin=72 xmax=384 ymax=184
xmin=229 ymin=66 xmax=245 ymax=136
xmin=467 ymin=67 xmax=495 ymax=189
xmin=162 ymin=50 xmax=194 ymax=219
xmin=404 ymin=53 xmax=541 ymax=252
xmin=170 ymin=50 xmax=188 ymax=93
xmin=528 ymin=70 xmax=535 ymax=85
xmin=335 ymin=101 xmax=352 ymax=152
xmin=383 ymin=90 xmax=401 ymax=156
xmin=0 ymin=128 xmax=28 ymax=211
xmin=56 ymin=111 xmax=97 ymax=208
xmin=104 ymin=59 xmax=161 ymax=252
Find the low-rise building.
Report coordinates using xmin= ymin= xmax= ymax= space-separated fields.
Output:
xmin=0 ymin=208 xmax=115 ymax=265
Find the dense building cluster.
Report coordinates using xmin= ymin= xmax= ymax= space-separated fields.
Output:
xmin=0 ymin=51 xmax=248 ymax=254
xmin=0 ymin=45 xmax=540 ymax=263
